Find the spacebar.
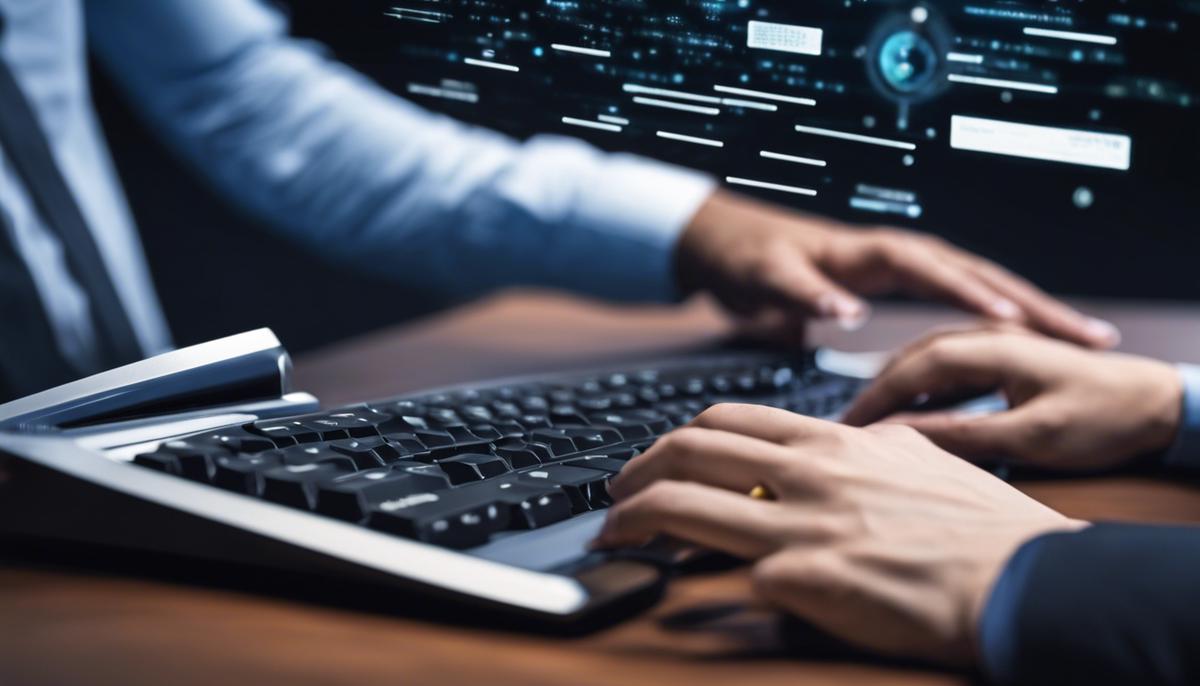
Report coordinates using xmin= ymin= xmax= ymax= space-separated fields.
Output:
xmin=468 ymin=510 xmax=607 ymax=571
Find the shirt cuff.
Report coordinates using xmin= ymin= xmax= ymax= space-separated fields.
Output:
xmin=1163 ymin=364 xmax=1200 ymax=469
xmin=568 ymin=153 xmax=716 ymax=302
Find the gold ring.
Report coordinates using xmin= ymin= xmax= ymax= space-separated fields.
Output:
xmin=748 ymin=485 xmax=773 ymax=500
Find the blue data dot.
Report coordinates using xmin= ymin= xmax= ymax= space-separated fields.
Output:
xmin=533 ymin=46 xmax=544 ymax=57
xmin=1073 ymin=187 xmax=1094 ymax=209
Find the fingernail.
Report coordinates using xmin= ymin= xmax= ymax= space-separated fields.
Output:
xmin=1084 ymin=317 xmax=1121 ymax=346
xmin=990 ymin=298 xmax=1021 ymax=320
xmin=820 ymin=295 xmax=868 ymax=333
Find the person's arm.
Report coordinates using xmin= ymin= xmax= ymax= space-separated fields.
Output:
xmin=980 ymin=523 xmax=1200 ymax=685
xmin=86 ymin=0 xmax=1118 ymax=345
xmin=86 ymin=0 xmax=712 ymax=303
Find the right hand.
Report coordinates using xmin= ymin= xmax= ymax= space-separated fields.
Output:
xmin=842 ymin=326 xmax=1184 ymax=471
xmin=675 ymin=190 xmax=1122 ymax=347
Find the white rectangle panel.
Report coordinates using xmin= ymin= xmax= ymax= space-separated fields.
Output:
xmin=747 ymin=21 xmax=823 ymax=56
xmin=950 ymin=115 xmax=1131 ymax=171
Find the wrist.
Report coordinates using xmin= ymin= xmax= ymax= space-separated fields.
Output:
xmin=673 ymin=189 xmax=835 ymax=298
xmin=1142 ymin=360 xmax=1185 ymax=455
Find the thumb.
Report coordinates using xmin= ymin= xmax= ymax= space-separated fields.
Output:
xmin=761 ymin=253 xmax=869 ymax=331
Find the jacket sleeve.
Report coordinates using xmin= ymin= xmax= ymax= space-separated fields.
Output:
xmin=979 ymin=523 xmax=1200 ymax=685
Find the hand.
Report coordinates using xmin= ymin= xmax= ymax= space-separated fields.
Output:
xmin=594 ymin=405 xmax=1085 ymax=665
xmin=675 ymin=189 xmax=1120 ymax=347
xmin=843 ymin=326 xmax=1184 ymax=470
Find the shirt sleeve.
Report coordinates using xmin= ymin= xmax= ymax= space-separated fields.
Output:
xmin=84 ymin=0 xmax=715 ymax=304
xmin=1162 ymin=364 xmax=1200 ymax=469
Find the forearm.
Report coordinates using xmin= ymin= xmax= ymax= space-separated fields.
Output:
xmin=979 ymin=523 xmax=1200 ymax=685
xmin=86 ymin=0 xmax=713 ymax=302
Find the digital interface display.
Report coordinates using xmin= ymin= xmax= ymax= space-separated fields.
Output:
xmin=333 ymin=1 xmax=1200 ymax=293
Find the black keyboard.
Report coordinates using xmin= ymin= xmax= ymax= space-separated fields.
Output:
xmin=130 ymin=352 xmax=863 ymax=551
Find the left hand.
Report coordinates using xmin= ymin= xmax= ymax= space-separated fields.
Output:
xmin=594 ymin=404 xmax=1085 ymax=665
xmin=676 ymin=189 xmax=1120 ymax=347
xmin=842 ymin=325 xmax=1183 ymax=470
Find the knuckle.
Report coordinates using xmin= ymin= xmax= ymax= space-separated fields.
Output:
xmin=751 ymin=556 xmax=794 ymax=598
xmin=1025 ymin=411 xmax=1068 ymax=445
xmin=659 ymin=427 xmax=706 ymax=456
xmin=921 ymin=338 xmax=969 ymax=370
xmin=865 ymin=423 xmax=920 ymax=441
xmin=693 ymin=403 xmax=737 ymax=427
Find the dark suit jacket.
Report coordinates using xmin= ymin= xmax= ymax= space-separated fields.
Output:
xmin=982 ymin=523 xmax=1200 ymax=685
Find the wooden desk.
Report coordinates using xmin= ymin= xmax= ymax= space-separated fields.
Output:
xmin=5 ymin=291 xmax=1200 ymax=686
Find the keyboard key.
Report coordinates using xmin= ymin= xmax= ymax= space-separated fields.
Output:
xmin=548 ymin=405 xmax=589 ymax=425
xmin=605 ymin=373 xmax=629 ymax=388
xmin=436 ymin=453 xmax=511 ymax=485
xmin=519 ymin=395 xmax=549 ymax=412
xmin=277 ymin=445 xmax=357 ymax=470
xmin=491 ymin=401 xmax=522 ymax=418
xmin=246 ymin=419 xmax=319 ymax=445
xmin=155 ymin=440 xmax=227 ymax=481
xmin=133 ymin=451 xmax=180 ymax=475
xmin=328 ymin=438 xmax=391 ymax=470
xmin=427 ymin=408 xmax=464 ymax=427
xmin=380 ymin=432 xmax=430 ymax=458
xmin=577 ymin=397 xmax=612 ymax=412
xmin=426 ymin=438 xmax=497 ymax=462
xmin=492 ymin=439 xmax=550 ymax=468
xmin=564 ymin=425 xmax=622 ymax=451
xmin=183 ymin=429 xmax=277 ymax=455
xmin=212 ymin=453 xmax=282 ymax=494
xmin=459 ymin=405 xmax=493 ymax=423
xmin=367 ymin=489 xmax=510 ymax=549
xmin=587 ymin=413 xmax=652 ymax=439
xmin=517 ymin=465 xmax=611 ymax=513
xmin=564 ymin=455 xmax=628 ymax=474
xmin=413 ymin=429 xmax=455 ymax=448
xmin=529 ymin=426 xmax=621 ymax=455
xmin=295 ymin=408 xmax=387 ymax=440
xmin=261 ymin=462 xmax=353 ymax=510
xmin=492 ymin=482 xmax=573 ymax=530
xmin=316 ymin=466 xmax=452 ymax=521
xmin=515 ymin=414 xmax=551 ymax=430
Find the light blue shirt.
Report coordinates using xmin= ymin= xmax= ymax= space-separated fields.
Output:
xmin=0 ymin=0 xmax=715 ymax=376
xmin=1164 ymin=364 xmax=1200 ymax=469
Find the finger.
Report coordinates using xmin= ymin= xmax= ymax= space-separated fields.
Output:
xmin=608 ymin=426 xmax=798 ymax=502
xmin=967 ymin=259 xmax=1121 ymax=349
xmin=842 ymin=337 xmax=1007 ymax=426
xmin=880 ymin=410 xmax=1035 ymax=462
xmin=593 ymin=480 xmax=784 ymax=557
xmin=759 ymin=249 xmax=871 ymax=330
xmin=886 ymin=244 xmax=1023 ymax=322
xmin=871 ymin=321 xmax=1034 ymax=382
xmin=691 ymin=403 xmax=839 ymax=445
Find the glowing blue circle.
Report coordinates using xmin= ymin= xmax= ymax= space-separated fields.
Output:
xmin=877 ymin=30 xmax=938 ymax=94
